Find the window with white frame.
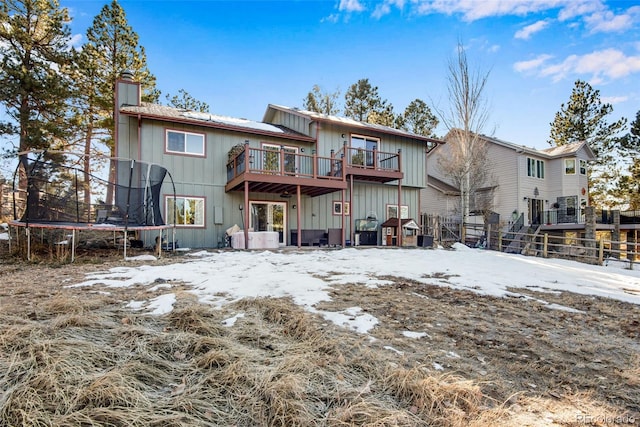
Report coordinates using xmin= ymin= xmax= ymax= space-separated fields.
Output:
xmin=386 ymin=204 xmax=409 ymax=220
xmin=527 ymin=157 xmax=545 ymax=179
xmin=350 ymin=135 xmax=379 ymax=166
xmin=166 ymin=196 xmax=205 ymax=227
xmin=579 ymin=159 xmax=587 ymax=175
xmin=565 ymin=159 xmax=576 ymax=175
xmin=166 ymin=130 xmax=205 ymax=156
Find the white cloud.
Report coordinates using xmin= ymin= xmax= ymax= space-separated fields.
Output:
xmin=557 ymin=0 xmax=605 ymax=21
xmin=516 ymin=49 xmax=640 ymax=83
xmin=515 ymin=19 xmax=551 ymax=39
xmin=600 ymin=95 xmax=628 ymax=105
xmin=513 ymin=54 xmax=554 ymax=72
xmin=584 ymin=7 xmax=638 ymax=33
xmin=372 ymin=0 xmax=405 ymax=19
xmin=339 ymin=0 xmax=366 ymax=13
xmin=68 ymin=33 xmax=83 ymax=49
xmin=413 ymin=0 xmax=567 ymax=22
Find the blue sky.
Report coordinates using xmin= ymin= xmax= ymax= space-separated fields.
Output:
xmin=63 ymin=0 xmax=640 ymax=149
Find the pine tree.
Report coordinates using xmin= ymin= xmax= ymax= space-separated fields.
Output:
xmin=399 ymin=99 xmax=439 ymax=137
xmin=367 ymin=103 xmax=397 ymax=127
xmin=0 ymin=0 xmax=75 ymax=161
xmin=166 ymin=89 xmax=210 ymax=112
xmin=82 ymin=0 xmax=159 ymax=154
xmin=79 ymin=0 xmax=159 ymax=203
xmin=344 ymin=78 xmax=386 ymax=122
xmin=548 ymin=80 xmax=627 ymax=207
xmin=303 ymin=85 xmax=341 ymax=115
xmin=614 ymin=110 xmax=640 ymax=209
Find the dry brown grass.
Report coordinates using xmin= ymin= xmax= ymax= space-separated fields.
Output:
xmin=1 ymin=253 xmax=638 ymax=426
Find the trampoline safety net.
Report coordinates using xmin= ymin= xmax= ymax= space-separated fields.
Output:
xmin=13 ymin=155 xmax=175 ymax=227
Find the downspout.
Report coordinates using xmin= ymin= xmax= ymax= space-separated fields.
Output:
xmin=397 ymin=149 xmax=402 ymax=247
xmin=244 ymin=181 xmax=249 ymax=249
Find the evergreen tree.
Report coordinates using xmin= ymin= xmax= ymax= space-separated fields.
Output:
xmin=82 ymin=0 xmax=159 ymax=154
xmin=614 ymin=110 xmax=640 ymax=209
xmin=367 ymin=103 xmax=397 ymax=127
xmin=303 ymin=85 xmax=341 ymax=115
xmin=166 ymin=89 xmax=210 ymax=112
xmin=0 ymin=0 xmax=75 ymax=161
xmin=548 ymin=80 xmax=627 ymax=207
xmin=80 ymin=0 xmax=159 ymax=203
xmin=344 ymin=78 xmax=386 ymax=122
xmin=399 ymin=99 xmax=439 ymax=137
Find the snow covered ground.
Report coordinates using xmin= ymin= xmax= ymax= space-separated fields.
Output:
xmin=69 ymin=244 xmax=640 ymax=335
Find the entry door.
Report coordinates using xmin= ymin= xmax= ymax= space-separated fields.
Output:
xmin=250 ymin=201 xmax=286 ymax=245
xmin=528 ymin=198 xmax=544 ymax=225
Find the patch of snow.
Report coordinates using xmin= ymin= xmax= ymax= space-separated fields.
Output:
xmin=126 ymin=300 xmax=145 ymax=310
xmin=147 ymin=293 xmax=176 ymax=315
xmin=384 ymin=346 xmax=404 ymax=355
xmin=402 ymin=331 xmax=431 ymax=339
xmin=433 ymin=362 xmax=445 ymax=371
xmin=544 ymin=303 xmax=586 ymax=314
xmin=182 ymin=111 xmax=284 ymax=133
xmin=71 ymin=247 xmax=640 ymax=335
xmin=222 ymin=313 xmax=245 ymax=327
xmin=126 ymin=255 xmax=157 ymax=262
xmin=0 ymin=232 xmax=9 ymax=241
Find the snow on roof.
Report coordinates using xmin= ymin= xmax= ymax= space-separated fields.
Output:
xmin=267 ymin=104 xmax=443 ymax=146
xmin=120 ymin=103 xmax=313 ymax=140
xmin=443 ymin=130 xmax=595 ymax=160
xmin=182 ymin=111 xmax=284 ymax=133
xmin=540 ymin=142 xmax=587 ymax=157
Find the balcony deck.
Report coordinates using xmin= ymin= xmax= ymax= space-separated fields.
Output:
xmin=226 ymin=145 xmax=346 ymax=197
xmin=338 ymin=146 xmax=403 ymax=183
xmin=226 ymin=145 xmax=405 ymax=197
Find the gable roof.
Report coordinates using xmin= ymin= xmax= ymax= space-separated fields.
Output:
xmin=120 ymin=102 xmax=315 ymax=143
xmin=264 ymin=104 xmax=445 ymax=150
xmin=440 ymin=130 xmax=596 ymax=161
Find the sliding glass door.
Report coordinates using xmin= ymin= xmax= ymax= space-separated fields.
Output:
xmin=250 ymin=201 xmax=286 ymax=245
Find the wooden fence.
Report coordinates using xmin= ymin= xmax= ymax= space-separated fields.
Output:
xmin=487 ymin=228 xmax=637 ymax=268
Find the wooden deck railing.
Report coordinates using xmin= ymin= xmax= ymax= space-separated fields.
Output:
xmin=336 ymin=146 xmax=400 ymax=172
xmin=226 ymin=144 xmax=344 ymax=182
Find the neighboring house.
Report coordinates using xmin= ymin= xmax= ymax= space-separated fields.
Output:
xmin=115 ymin=72 xmax=442 ymax=249
xmin=422 ymin=132 xmax=596 ymax=230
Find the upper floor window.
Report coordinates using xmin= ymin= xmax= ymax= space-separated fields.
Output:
xmin=166 ymin=130 xmax=205 ymax=156
xmin=579 ymin=159 xmax=587 ymax=175
xmin=565 ymin=159 xmax=576 ymax=175
xmin=527 ymin=157 xmax=544 ymax=179
xmin=166 ymin=196 xmax=205 ymax=227
xmin=350 ymin=135 xmax=379 ymax=167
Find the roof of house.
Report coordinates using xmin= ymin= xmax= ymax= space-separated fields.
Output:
xmin=439 ymin=130 xmax=596 ymax=160
xmin=264 ymin=104 xmax=445 ymax=149
xmin=120 ymin=103 xmax=316 ymax=142
xmin=380 ymin=218 xmax=420 ymax=229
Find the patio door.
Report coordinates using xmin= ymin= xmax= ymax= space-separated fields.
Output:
xmin=250 ymin=201 xmax=286 ymax=245
xmin=528 ymin=198 xmax=544 ymax=225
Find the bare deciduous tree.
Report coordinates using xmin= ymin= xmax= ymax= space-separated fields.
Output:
xmin=435 ymin=43 xmax=493 ymax=243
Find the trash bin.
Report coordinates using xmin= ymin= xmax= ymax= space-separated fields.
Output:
xmin=418 ymin=235 xmax=433 ymax=247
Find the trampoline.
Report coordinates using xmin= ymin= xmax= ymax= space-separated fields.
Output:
xmin=9 ymin=151 xmax=177 ymax=261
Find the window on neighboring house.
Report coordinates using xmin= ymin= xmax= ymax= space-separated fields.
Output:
xmin=166 ymin=196 xmax=205 ymax=227
xmin=166 ymin=130 xmax=205 ymax=156
xmin=579 ymin=159 xmax=587 ymax=175
xmin=565 ymin=159 xmax=576 ymax=175
xmin=527 ymin=157 xmax=545 ymax=179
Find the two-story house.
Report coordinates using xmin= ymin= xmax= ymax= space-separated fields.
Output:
xmin=422 ymin=132 xmax=596 ymax=230
xmin=115 ymin=72 xmax=442 ymax=249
